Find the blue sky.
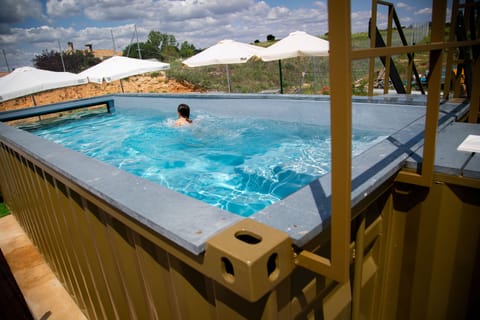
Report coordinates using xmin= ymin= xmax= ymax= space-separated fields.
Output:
xmin=0 ymin=0 xmax=437 ymax=71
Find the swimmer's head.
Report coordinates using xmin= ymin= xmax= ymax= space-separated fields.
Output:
xmin=177 ymin=104 xmax=190 ymax=119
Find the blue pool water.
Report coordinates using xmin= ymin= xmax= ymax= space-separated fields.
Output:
xmin=23 ymin=108 xmax=386 ymax=216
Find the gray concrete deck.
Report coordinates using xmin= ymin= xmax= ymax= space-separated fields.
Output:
xmin=405 ymin=121 xmax=480 ymax=179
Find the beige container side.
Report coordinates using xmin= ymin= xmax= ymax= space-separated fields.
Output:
xmin=33 ymin=166 xmax=72 ymax=291
xmin=167 ymin=255 xmax=217 ymax=319
xmin=43 ymin=172 xmax=85 ymax=309
xmin=134 ymin=234 xmax=180 ymax=319
xmin=83 ymin=202 xmax=132 ymax=319
xmin=104 ymin=215 xmax=156 ymax=319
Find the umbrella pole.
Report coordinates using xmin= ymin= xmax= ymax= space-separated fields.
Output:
xmin=278 ymin=60 xmax=284 ymax=94
xmin=225 ymin=64 xmax=232 ymax=93
xmin=119 ymin=79 xmax=125 ymax=93
xmin=31 ymin=94 xmax=41 ymax=121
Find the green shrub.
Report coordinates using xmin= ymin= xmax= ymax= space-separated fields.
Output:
xmin=0 ymin=202 xmax=10 ymax=218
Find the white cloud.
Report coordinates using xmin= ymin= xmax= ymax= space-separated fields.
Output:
xmin=201 ymin=0 xmax=255 ymax=15
xmin=84 ymin=1 xmax=153 ymax=21
xmin=76 ymin=0 xmax=257 ymax=22
xmin=415 ymin=8 xmax=432 ymax=15
xmin=1 ymin=0 xmax=400 ymax=70
xmin=137 ymin=0 xmax=327 ymax=47
xmin=351 ymin=11 xmax=372 ymax=33
xmin=4 ymin=48 xmax=36 ymax=70
xmin=313 ymin=1 xmax=327 ymax=10
xmin=0 ymin=0 xmax=44 ymax=23
xmin=397 ymin=2 xmax=415 ymax=11
xmin=0 ymin=0 xmax=42 ymax=23
xmin=0 ymin=25 xmax=77 ymax=69
xmin=266 ymin=6 xmax=290 ymax=20
xmin=1 ymin=26 xmax=76 ymax=45
xmin=46 ymin=0 xmax=85 ymax=17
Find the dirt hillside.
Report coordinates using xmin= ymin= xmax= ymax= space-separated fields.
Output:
xmin=0 ymin=73 xmax=201 ymax=112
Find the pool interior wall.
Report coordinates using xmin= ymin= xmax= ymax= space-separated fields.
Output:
xmin=0 ymin=93 xmax=468 ymax=253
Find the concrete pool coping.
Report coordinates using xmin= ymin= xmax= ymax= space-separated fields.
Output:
xmin=0 ymin=93 xmax=469 ymax=254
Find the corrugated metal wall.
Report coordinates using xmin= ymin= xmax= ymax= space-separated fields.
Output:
xmin=0 ymin=135 xmax=359 ymax=319
xmin=2 ymin=138 xmax=479 ymax=319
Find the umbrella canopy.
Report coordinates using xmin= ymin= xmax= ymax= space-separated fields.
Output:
xmin=258 ymin=31 xmax=329 ymax=94
xmin=259 ymin=31 xmax=329 ymax=62
xmin=0 ymin=67 xmax=88 ymax=102
xmin=183 ymin=39 xmax=265 ymax=92
xmin=183 ymin=39 xmax=265 ymax=67
xmin=79 ymin=56 xmax=170 ymax=84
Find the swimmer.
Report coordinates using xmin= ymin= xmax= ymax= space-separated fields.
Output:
xmin=176 ymin=103 xmax=193 ymax=126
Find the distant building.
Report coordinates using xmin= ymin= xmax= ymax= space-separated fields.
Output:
xmin=64 ymin=42 xmax=122 ymax=60
xmin=84 ymin=43 xmax=122 ymax=60
xmin=67 ymin=42 xmax=74 ymax=52
xmin=93 ymin=49 xmax=123 ymax=60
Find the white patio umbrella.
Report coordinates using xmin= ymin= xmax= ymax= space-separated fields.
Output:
xmin=258 ymin=31 xmax=330 ymax=93
xmin=79 ymin=56 xmax=170 ymax=92
xmin=0 ymin=67 xmax=88 ymax=103
xmin=183 ymin=39 xmax=265 ymax=92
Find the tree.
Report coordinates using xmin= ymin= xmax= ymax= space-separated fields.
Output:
xmin=123 ymin=31 xmax=164 ymax=59
xmin=123 ymin=42 xmax=147 ymax=59
xmin=267 ymin=34 xmax=275 ymax=41
xmin=147 ymin=30 xmax=163 ymax=48
xmin=161 ymin=45 xmax=180 ymax=61
xmin=64 ymin=50 xmax=101 ymax=73
xmin=123 ymin=30 xmax=184 ymax=61
xmin=179 ymin=41 xmax=196 ymax=58
xmin=33 ymin=50 xmax=63 ymax=71
xmin=33 ymin=49 xmax=100 ymax=73
xmin=157 ymin=32 xmax=180 ymax=60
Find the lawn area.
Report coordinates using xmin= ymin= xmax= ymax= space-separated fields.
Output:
xmin=0 ymin=201 xmax=10 ymax=218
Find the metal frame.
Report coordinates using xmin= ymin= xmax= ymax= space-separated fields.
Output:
xmin=384 ymin=2 xmax=393 ymax=95
xmin=294 ymin=0 xmax=352 ymax=283
xmin=360 ymin=0 xmax=480 ymax=185
xmin=296 ymin=0 xmax=480 ymax=284
xmin=396 ymin=0 xmax=447 ymax=186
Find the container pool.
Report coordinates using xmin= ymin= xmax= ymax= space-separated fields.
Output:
xmin=0 ymin=93 xmax=467 ymax=253
xmin=21 ymin=106 xmax=387 ymax=217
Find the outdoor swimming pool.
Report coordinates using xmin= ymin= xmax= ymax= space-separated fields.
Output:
xmin=22 ymin=106 xmax=386 ymax=216
xmin=2 ymin=93 xmax=464 ymax=253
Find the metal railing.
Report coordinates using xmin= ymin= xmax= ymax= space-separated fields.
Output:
xmin=295 ymin=0 xmax=480 ymax=284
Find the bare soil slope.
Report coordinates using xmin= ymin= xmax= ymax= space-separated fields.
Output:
xmin=0 ymin=73 xmax=200 ymax=112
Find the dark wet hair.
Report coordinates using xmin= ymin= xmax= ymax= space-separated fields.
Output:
xmin=177 ymin=103 xmax=190 ymax=119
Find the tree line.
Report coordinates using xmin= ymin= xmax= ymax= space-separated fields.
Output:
xmin=122 ymin=31 xmax=197 ymax=61
xmin=33 ymin=50 xmax=101 ymax=73
xmin=33 ymin=30 xmax=198 ymax=73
